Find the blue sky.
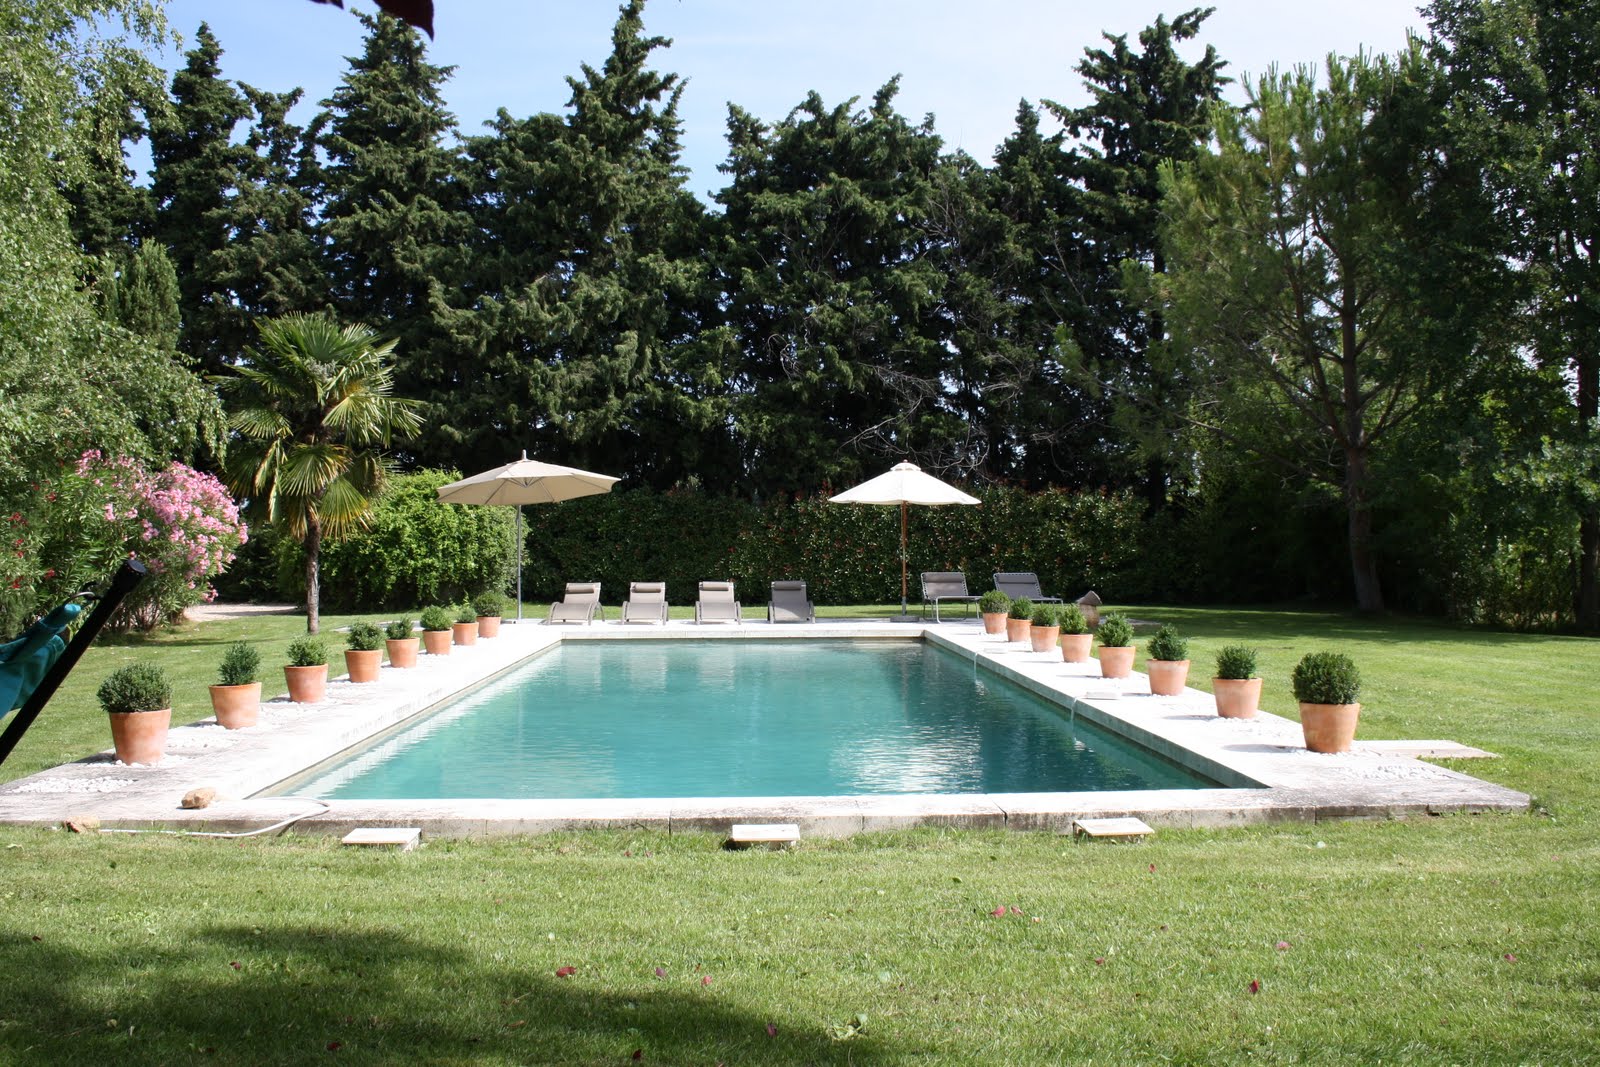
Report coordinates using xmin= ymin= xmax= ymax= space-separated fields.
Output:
xmin=153 ymin=0 xmax=1427 ymax=201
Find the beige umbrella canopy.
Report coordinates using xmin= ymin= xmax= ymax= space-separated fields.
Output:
xmin=828 ymin=461 xmax=981 ymax=619
xmin=436 ymin=451 xmax=619 ymax=619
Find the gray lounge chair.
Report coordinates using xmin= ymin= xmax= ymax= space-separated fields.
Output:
xmin=993 ymin=572 xmax=1063 ymax=604
xmin=695 ymin=581 xmax=741 ymax=624
xmin=920 ymin=571 xmax=979 ymax=622
xmin=547 ymin=582 xmax=604 ymax=624
xmin=767 ymin=580 xmax=815 ymax=623
xmin=621 ymin=581 xmax=670 ymax=624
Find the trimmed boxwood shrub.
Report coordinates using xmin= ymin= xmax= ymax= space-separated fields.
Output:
xmin=1030 ymin=604 xmax=1059 ymax=627
xmin=384 ymin=617 xmax=414 ymax=641
xmin=1096 ymin=613 xmax=1134 ymax=647
xmin=1292 ymin=652 xmax=1361 ymax=704
xmin=453 ymin=602 xmax=477 ymax=625
xmin=471 ymin=591 xmax=506 ymax=618
xmin=419 ymin=606 xmax=453 ymax=632
xmin=1215 ymin=645 xmax=1258 ymax=680
xmin=1058 ymin=603 xmax=1090 ymax=635
xmin=978 ymin=590 xmax=1010 ymax=614
xmin=97 ymin=664 xmax=171 ymax=714
xmin=1146 ymin=624 xmax=1189 ymax=662
xmin=345 ymin=621 xmax=384 ymax=652
xmin=285 ymin=636 xmax=328 ymax=668
xmin=215 ymin=642 xmax=260 ymax=687
xmin=1007 ymin=597 xmax=1034 ymax=621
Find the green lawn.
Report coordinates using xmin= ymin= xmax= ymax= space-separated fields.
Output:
xmin=1 ymin=605 xmax=1596 ymax=1064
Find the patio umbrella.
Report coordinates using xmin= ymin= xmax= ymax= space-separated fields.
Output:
xmin=436 ymin=451 xmax=619 ymax=621
xmin=828 ymin=461 xmax=980 ymax=620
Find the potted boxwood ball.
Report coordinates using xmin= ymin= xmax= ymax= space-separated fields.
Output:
xmin=283 ymin=636 xmax=329 ymax=704
xmin=1145 ymin=624 xmax=1191 ymax=696
xmin=1005 ymin=597 xmax=1035 ymax=643
xmin=1029 ymin=603 xmax=1060 ymax=653
xmin=344 ymin=621 xmax=385 ymax=683
xmin=1293 ymin=651 xmax=1362 ymax=753
xmin=1212 ymin=645 xmax=1262 ymax=719
xmin=1057 ymin=603 xmax=1093 ymax=664
xmin=978 ymin=590 xmax=1010 ymax=635
xmin=1095 ymin=613 xmax=1136 ymax=679
xmin=98 ymin=663 xmax=172 ymax=764
xmin=472 ymin=592 xmax=506 ymax=638
xmin=385 ymin=617 xmax=418 ymax=668
xmin=420 ymin=606 xmax=454 ymax=655
xmin=452 ymin=602 xmax=479 ymax=647
xmin=209 ymin=641 xmax=262 ymax=729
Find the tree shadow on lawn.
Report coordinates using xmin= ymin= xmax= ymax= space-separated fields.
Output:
xmin=0 ymin=924 xmax=867 ymax=1065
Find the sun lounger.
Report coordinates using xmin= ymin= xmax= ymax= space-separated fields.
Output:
xmin=547 ymin=582 xmax=604 ymax=624
xmin=993 ymin=572 xmax=1063 ymax=604
xmin=621 ymin=581 xmax=670 ymax=624
xmin=695 ymin=581 xmax=741 ymax=624
xmin=920 ymin=571 xmax=980 ymax=622
xmin=767 ymin=580 xmax=815 ymax=623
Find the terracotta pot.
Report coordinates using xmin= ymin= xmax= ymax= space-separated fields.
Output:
xmin=1213 ymin=677 xmax=1262 ymax=719
xmin=1146 ymin=659 xmax=1191 ymax=696
xmin=208 ymin=682 xmax=261 ymax=729
xmin=422 ymin=629 xmax=452 ymax=655
xmin=1005 ymin=617 xmax=1032 ymax=643
xmin=981 ymin=611 xmax=1008 ymax=635
xmin=1097 ymin=644 xmax=1135 ymax=679
xmin=344 ymin=648 xmax=382 ymax=684
xmin=1030 ymin=624 xmax=1060 ymax=653
xmin=1059 ymin=633 xmax=1093 ymax=663
xmin=1300 ymin=701 xmax=1361 ymax=753
xmin=283 ymin=663 xmax=328 ymax=704
xmin=476 ymin=615 xmax=502 ymax=639
xmin=386 ymin=636 xmax=419 ymax=668
xmin=108 ymin=708 xmax=170 ymax=764
xmin=452 ymin=621 xmax=479 ymax=647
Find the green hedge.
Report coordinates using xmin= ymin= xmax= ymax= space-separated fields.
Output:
xmin=275 ymin=470 xmax=515 ymax=610
xmin=521 ymin=485 xmax=1144 ymax=607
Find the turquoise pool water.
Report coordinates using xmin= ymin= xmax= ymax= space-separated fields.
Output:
xmin=295 ymin=641 xmax=1214 ymax=799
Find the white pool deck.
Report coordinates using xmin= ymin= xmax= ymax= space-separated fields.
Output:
xmin=0 ymin=618 xmax=1529 ymax=838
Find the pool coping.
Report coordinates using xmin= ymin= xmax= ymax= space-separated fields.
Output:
xmin=0 ymin=619 xmax=1530 ymax=837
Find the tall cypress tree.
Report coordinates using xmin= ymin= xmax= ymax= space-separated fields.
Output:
xmin=447 ymin=0 xmax=721 ymax=485
xmin=1044 ymin=7 xmax=1228 ymax=502
xmin=318 ymin=11 xmax=467 ymax=394
xmin=148 ymin=22 xmax=253 ymax=375
xmin=716 ymin=79 xmax=948 ymax=495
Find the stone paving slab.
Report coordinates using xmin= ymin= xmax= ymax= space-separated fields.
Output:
xmin=0 ymin=618 xmax=1530 ymax=837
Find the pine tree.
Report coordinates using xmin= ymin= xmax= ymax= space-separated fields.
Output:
xmin=317 ymin=11 xmax=467 ymax=390
xmin=445 ymin=0 xmax=722 ymax=485
xmin=715 ymin=79 xmax=948 ymax=495
xmin=1044 ymin=7 xmax=1228 ymax=503
xmin=148 ymin=22 xmax=254 ymax=376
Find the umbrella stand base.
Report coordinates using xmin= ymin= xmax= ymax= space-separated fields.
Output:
xmin=888 ymin=614 xmax=920 ymax=624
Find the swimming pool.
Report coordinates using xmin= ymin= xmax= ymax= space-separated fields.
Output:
xmin=292 ymin=640 xmax=1216 ymax=799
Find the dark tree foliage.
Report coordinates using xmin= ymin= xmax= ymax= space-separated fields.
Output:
xmin=148 ymin=23 xmax=254 ymax=376
xmin=1426 ymin=0 xmax=1600 ymax=629
xmin=445 ymin=0 xmax=722 ymax=486
xmin=1044 ymin=7 xmax=1228 ymax=504
xmin=715 ymin=79 xmax=950 ymax=495
xmin=317 ymin=11 xmax=468 ymax=397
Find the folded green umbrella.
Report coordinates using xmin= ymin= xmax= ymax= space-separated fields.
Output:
xmin=0 ymin=602 xmax=83 ymax=720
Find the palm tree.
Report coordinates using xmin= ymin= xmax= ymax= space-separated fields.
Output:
xmin=219 ymin=314 xmax=423 ymax=633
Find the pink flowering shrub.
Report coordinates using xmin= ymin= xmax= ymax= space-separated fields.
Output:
xmin=16 ymin=451 xmax=248 ymax=631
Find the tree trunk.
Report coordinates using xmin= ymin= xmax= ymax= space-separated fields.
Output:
xmin=1577 ymin=350 xmax=1598 ymax=630
xmin=1344 ymin=445 xmax=1384 ymax=613
xmin=304 ymin=513 xmax=322 ymax=635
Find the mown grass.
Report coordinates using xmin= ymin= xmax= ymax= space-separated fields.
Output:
xmin=1 ymin=603 xmax=1596 ymax=1064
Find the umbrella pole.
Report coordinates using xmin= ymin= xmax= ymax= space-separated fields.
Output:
xmin=900 ymin=500 xmax=909 ymax=618
xmin=515 ymin=505 xmax=523 ymax=622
